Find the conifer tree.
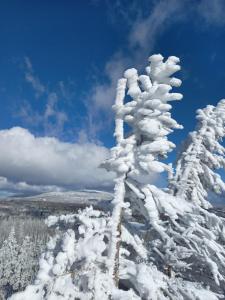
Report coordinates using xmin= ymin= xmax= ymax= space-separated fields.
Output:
xmin=102 ymin=54 xmax=183 ymax=285
xmin=103 ymin=54 xmax=225 ymax=297
xmin=18 ymin=236 xmax=36 ymax=290
xmin=0 ymin=228 xmax=20 ymax=298
xmin=169 ymin=100 xmax=225 ymax=208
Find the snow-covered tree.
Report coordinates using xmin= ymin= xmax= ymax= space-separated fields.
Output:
xmin=0 ymin=227 xmax=20 ymax=298
xmin=169 ymin=100 xmax=225 ymax=208
xmin=103 ymin=54 xmax=225 ymax=298
xmin=0 ymin=228 xmax=42 ymax=299
xmin=102 ymin=54 xmax=183 ymax=284
xmin=9 ymin=207 xmax=115 ymax=300
xmin=17 ymin=235 xmax=36 ymax=290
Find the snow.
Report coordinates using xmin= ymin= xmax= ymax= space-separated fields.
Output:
xmin=9 ymin=54 xmax=225 ymax=300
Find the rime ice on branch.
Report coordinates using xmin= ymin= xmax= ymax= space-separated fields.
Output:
xmin=169 ymin=100 xmax=225 ymax=209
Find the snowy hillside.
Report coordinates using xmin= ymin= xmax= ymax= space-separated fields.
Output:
xmin=15 ymin=190 xmax=113 ymax=204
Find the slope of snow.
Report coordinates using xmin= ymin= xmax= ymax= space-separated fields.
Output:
xmin=19 ymin=190 xmax=113 ymax=204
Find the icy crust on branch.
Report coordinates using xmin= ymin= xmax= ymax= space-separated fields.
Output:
xmin=170 ymin=100 xmax=225 ymax=208
xmin=104 ymin=54 xmax=183 ymax=177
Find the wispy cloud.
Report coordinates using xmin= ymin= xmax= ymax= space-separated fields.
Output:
xmin=24 ymin=57 xmax=46 ymax=98
xmin=86 ymin=0 xmax=225 ymax=140
xmin=129 ymin=0 xmax=183 ymax=52
xmin=86 ymin=0 xmax=183 ymax=139
xmin=43 ymin=92 xmax=68 ymax=137
xmin=197 ymin=0 xmax=225 ymax=26
xmin=20 ymin=57 xmax=69 ymax=138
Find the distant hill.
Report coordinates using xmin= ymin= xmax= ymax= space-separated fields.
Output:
xmin=0 ymin=190 xmax=113 ymax=219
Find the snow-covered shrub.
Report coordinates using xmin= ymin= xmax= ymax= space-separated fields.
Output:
xmin=169 ymin=100 xmax=225 ymax=208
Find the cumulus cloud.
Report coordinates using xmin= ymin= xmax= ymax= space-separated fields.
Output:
xmin=0 ymin=127 xmax=114 ymax=194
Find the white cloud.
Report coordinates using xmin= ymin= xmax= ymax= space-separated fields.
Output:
xmin=24 ymin=57 xmax=46 ymax=98
xmin=43 ymin=92 xmax=68 ymax=137
xmin=129 ymin=0 xmax=182 ymax=51
xmin=0 ymin=127 xmax=114 ymax=194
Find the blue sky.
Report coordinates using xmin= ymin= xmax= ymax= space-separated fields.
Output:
xmin=0 ymin=0 xmax=225 ymax=195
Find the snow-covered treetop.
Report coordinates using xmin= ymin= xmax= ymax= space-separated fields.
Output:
xmin=170 ymin=99 xmax=225 ymax=208
xmin=103 ymin=54 xmax=183 ymax=178
xmin=196 ymin=100 xmax=225 ymax=141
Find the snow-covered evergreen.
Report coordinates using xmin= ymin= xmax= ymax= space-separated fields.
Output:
xmin=0 ymin=228 xmax=20 ymax=298
xmin=102 ymin=54 xmax=225 ymax=298
xmin=18 ymin=236 xmax=36 ymax=290
xmin=9 ymin=207 xmax=113 ymax=300
xmin=102 ymin=55 xmax=183 ymax=288
xmin=0 ymin=228 xmax=43 ymax=299
xmin=169 ymin=100 xmax=225 ymax=208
